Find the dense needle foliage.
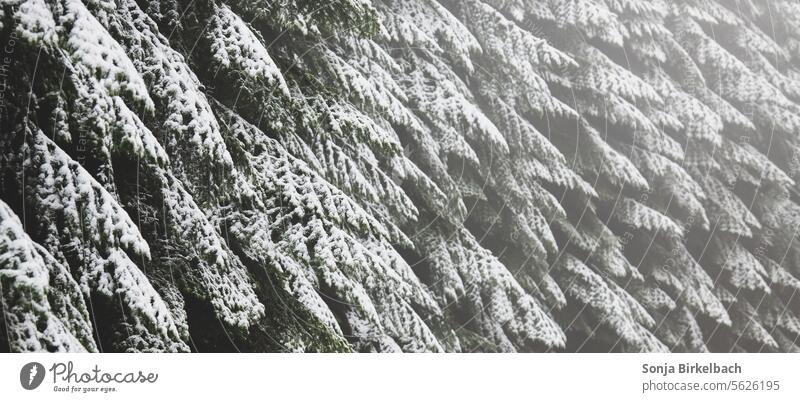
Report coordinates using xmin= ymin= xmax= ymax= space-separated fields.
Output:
xmin=1 ymin=0 xmax=800 ymax=352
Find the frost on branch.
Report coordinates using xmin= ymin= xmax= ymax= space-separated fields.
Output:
xmin=11 ymin=126 xmax=188 ymax=352
xmin=3 ymin=0 xmax=800 ymax=353
xmin=0 ymin=200 xmax=96 ymax=352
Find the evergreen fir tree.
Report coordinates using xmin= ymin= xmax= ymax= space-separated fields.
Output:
xmin=1 ymin=0 xmax=799 ymax=352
